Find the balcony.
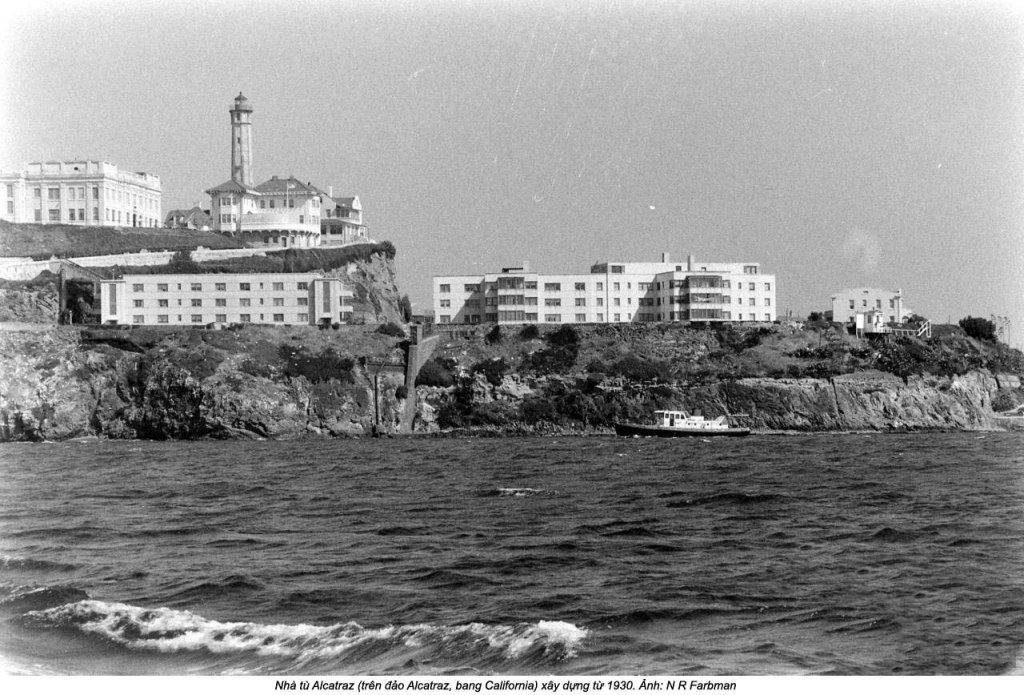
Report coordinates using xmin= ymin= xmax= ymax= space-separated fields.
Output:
xmin=237 ymin=211 xmax=319 ymax=234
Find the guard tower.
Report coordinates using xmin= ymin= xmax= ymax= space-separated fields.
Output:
xmin=230 ymin=92 xmax=254 ymax=187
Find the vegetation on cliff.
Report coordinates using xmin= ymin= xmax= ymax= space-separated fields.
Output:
xmin=0 ymin=219 xmax=244 ymax=258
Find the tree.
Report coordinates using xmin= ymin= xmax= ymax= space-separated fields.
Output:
xmin=485 ymin=325 xmax=503 ymax=345
xmin=959 ymin=316 xmax=996 ymax=342
xmin=399 ymin=294 xmax=413 ymax=323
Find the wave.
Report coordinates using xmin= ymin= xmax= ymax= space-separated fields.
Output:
xmin=0 ymin=555 xmax=79 ymax=572
xmin=665 ymin=492 xmax=783 ymax=508
xmin=15 ymin=599 xmax=588 ymax=672
xmin=483 ymin=488 xmax=552 ymax=498
xmin=0 ymin=585 xmax=90 ymax=614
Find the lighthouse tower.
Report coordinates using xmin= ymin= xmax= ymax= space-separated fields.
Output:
xmin=230 ymin=92 xmax=254 ymax=187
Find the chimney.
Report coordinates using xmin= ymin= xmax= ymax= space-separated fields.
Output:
xmin=661 ymin=252 xmax=670 ymax=263
xmin=687 ymin=254 xmax=696 ymax=271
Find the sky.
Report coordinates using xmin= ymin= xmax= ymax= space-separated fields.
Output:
xmin=2 ymin=0 xmax=1023 ymax=346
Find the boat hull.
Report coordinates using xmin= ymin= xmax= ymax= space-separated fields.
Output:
xmin=614 ymin=422 xmax=751 ymax=438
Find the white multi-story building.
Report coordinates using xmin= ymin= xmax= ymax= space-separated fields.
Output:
xmin=1 ymin=160 xmax=161 ymax=227
xmin=100 ymin=272 xmax=353 ymax=327
xmin=433 ymin=254 xmax=777 ymax=325
xmin=830 ymin=288 xmax=912 ymax=325
xmin=205 ymin=93 xmax=364 ymax=249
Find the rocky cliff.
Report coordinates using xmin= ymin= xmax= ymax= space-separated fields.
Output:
xmin=0 ymin=322 xmax=1018 ymax=442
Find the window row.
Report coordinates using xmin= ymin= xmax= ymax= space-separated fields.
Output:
xmin=130 ymin=297 xmax=319 ymax=308
xmin=439 ymin=280 xmax=772 ymax=293
xmin=131 ymin=313 xmax=309 ymax=325
xmin=131 ymin=281 xmax=310 ymax=292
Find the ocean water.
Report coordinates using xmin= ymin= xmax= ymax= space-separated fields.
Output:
xmin=0 ymin=432 xmax=1021 ymax=676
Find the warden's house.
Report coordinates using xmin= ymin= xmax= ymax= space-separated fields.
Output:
xmin=433 ymin=253 xmax=777 ymax=325
xmin=1 ymin=160 xmax=161 ymax=227
xmin=205 ymin=93 xmax=368 ymax=248
xmin=101 ymin=273 xmax=353 ymax=327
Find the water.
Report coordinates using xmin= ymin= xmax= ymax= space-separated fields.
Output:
xmin=0 ymin=433 xmax=1022 ymax=675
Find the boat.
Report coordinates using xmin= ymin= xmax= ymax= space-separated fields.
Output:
xmin=614 ymin=409 xmax=751 ymax=438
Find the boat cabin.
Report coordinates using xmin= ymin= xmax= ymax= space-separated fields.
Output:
xmin=655 ymin=410 xmax=728 ymax=430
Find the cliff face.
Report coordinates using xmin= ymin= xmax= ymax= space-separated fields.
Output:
xmin=0 ymin=323 xmax=1012 ymax=443
xmin=0 ymin=327 xmax=408 ymax=442
xmin=411 ymin=369 xmax=999 ymax=434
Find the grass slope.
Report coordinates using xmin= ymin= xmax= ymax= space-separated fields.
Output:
xmin=0 ymin=220 xmax=245 ymax=258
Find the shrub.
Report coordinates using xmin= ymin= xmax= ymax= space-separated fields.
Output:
xmin=519 ymin=324 xmax=539 ymax=340
xmin=376 ymin=322 xmax=406 ymax=338
xmin=472 ymin=357 xmax=509 ymax=386
xmin=485 ymin=325 xmax=503 ymax=345
xmin=415 ymin=358 xmax=454 ymax=387
xmin=608 ymin=354 xmax=672 ymax=382
xmin=278 ymin=345 xmax=354 ymax=383
xmin=547 ymin=324 xmax=579 ymax=347
xmin=959 ymin=316 xmax=996 ymax=342
xmin=395 ymin=385 xmax=409 ymax=400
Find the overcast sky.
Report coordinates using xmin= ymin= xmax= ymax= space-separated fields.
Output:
xmin=2 ymin=0 xmax=1022 ymax=344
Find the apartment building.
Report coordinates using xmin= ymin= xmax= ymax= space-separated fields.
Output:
xmin=1 ymin=160 xmax=161 ymax=227
xmin=100 ymin=272 xmax=353 ymax=327
xmin=830 ymin=288 xmax=911 ymax=325
xmin=433 ymin=254 xmax=777 ymax=325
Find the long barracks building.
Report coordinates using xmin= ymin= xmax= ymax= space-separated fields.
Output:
xmin=433 ymin=254 xmax=777 ymax=326
xmin=100 ymin=272 xmax=353 ymax=327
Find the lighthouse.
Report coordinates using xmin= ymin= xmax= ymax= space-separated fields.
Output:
xmin=230 ymin=92 xmax=254 ymax=187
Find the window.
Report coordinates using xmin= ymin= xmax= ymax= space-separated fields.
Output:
xmin=876 ymin=299 xmax=882 ymax=309
xmin=613 ymin=298 xmax=620 ymax=306
xmin=889 ymin=298 xmax=895 ymax=308
xmin=748 ymin=282 xmax=755 ymax=290
xmin=4 ymin=184 xmax=11 ymax=197
xmin=260 ymin=200 xmax=266 ymax=208
xmin=440 ymin=299 xmax=451 ymax=308
xmin=240 ymin=298 xmax=251 ymax=307
xmin=596 ymin=313 xmax=604 ymax=322
xmin=272 ymin=282 xmax=284 ymax=291
xmin=132 ymin=315 xmax=144 ymax=324
xmin=764 ymin=283 xmax=771 ymax=291
xmin=596 ymin=282 xmax=603 ymax=291
xmin=215 ymin=283 xmax=227 ymax=291
xmin=765 ymin=313 xmax=771 ymax=321
xmin=743 ymin=265 xmax=758 ymax=274
xmin=273 ymin=314 xmax=285 ymax=322
xmin=862 ymin=299 xmax=868 ymax=307
xmin=158 ymin=299 xmax=168 ymax=308
xmin=297 ymin=313 xmax=308 ymax=323
xmin=575 ymin=298 xmax=586 ymax=306
xmin=191 ymin=314 xmax=203 ymax=323
xmin=439 ymin=315 xmax=451 ymax=324
xmin=35 ymin=210 xmax=41 ymax=221
xmin=191 ymin=299 xmax=202 ymax=307
xmin=92 ymin=186 xmax=99 ymax=199
xmin=750 ymin=298 xmax=756 ymax=306
xmin=544 ymin=283 xmax=561 ymax=291
xmin=596 ymin=298 xmax=604 ymax=306
xmin=613 ymin=282 xmax=620 ymax=291
xmin=133 ymin=299 xmax=144 ymax=308
xmin=545 ymin=314 xmax=561 ymax=322
xmin=464 ymin=283 xmax=480 ymax=292
xmin=574 ymin=282 xmax=586 ymax=291
xmin=215 ymin=298 xmax=227 ymax=307
xmin=132 ymin=283 xmax=144 ymax=292
xmin=575 ymin=313 xmax=587 ymax=322
xmin=48 ymin=209 xmax=60 ymax=221
xmin=611 ymin=265 xmax=624 ymax=274
xmin=33 ymin=187 xmax=41 ymax=198
xmin=240 ymin=283 xmax=250 ymax=291
xmin=749 ymin=313 xmax=756 ymax=321
xmin=297 ymin=297 xmax=308 ymax=306
xmin=525 ymin=281 xmax=537 ymax=290
xmin=849 ymin=300 xmax=855 ymax=310
xmin=297 ymin=282 xmax=308 ymax=290
xmin=92 ymin=207 xmax=99 ymax=221
xmin=269 ymin=200 xmax=275 ymax=209
xmin=191 ymin=283 xmax=202 ymax=291
xmin=157 ymin=315 xmax=169 ymax=324
xmin=240 ymin=314 xmax=251 ymax=323
xmin=765 ymin=298 xmax=771 ymax=306
xmin=157 ymin=283 xmax=168 ymax=292
xmin=6 ymin=201 xmax=13 ymax=214
xmin=271 ymin=298 xmax=283 ymax=307
xmin=614 ymin=313 xmax=621 ymax=321
xmin=545 ymin=298 xmax=561 ymax=306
